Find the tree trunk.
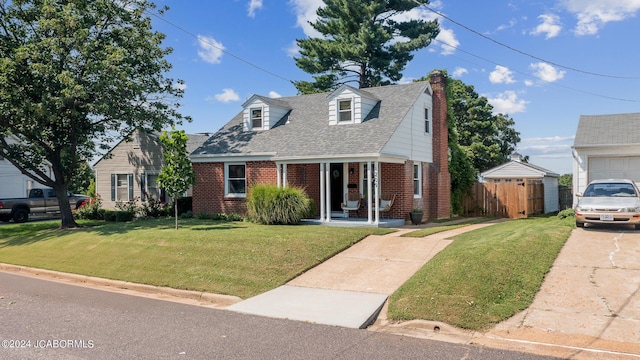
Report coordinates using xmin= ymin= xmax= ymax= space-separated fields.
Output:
xmin=174 ymin=198 xmax=178 ymax=230
xmin=54 ymin=183 xmax=80 ymax=229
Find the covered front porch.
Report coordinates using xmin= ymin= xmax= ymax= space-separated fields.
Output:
xmin=273 ymin=157 xmax=413 ymax=227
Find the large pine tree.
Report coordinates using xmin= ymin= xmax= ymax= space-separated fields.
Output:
xmin=294 ymin=0 xmax=439 ymax=93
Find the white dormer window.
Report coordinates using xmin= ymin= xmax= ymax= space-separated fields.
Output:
xmin=338 ymin=99 xmax=353 ymax=122
xmin=251 ymin=108 xmax=263 ymax=130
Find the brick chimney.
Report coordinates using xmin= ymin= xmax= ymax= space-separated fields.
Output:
xmin=428 ymin=70 xmax=451 ymax=219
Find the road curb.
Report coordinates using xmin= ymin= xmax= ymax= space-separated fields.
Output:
xmin=0 ymin=263 xmax=242 ymax=308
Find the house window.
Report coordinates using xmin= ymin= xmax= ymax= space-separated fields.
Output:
xmin=424 ymin=108 xmax=430 ymax=134
xmin=146 ymin=173 xmax=162 ymax=201
xmin=225 ymin=163 xmax=246 ymax=197
xmin=338 ymin=99 xmax=352 ymax=122
xmin=414 ymin=163 xmax=422 ymax=198
xmin=360 ymin=163 xmax=377 ymax=199
xmin=251 ymin=108 xmax=263 ymax=129
xmin=111 ymin=173 xmax=133 ymax=201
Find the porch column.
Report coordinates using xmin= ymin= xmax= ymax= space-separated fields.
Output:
xmin=276 ymin=163 xmax=282 ymax=188
xmin=374 ymin=161 xmax=380 ymax=224
xmin=325 ymin=162 xmax=332 ymax=222
xmin=367 ymin=161 xmax=372 ymax=224
xmin=319 ymin=163 xmax=325 ymax=222
xmin=282 ymin=163 xmax=288 ymax=188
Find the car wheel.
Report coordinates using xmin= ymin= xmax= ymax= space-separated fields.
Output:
xmin=576 ymin=221 xmax=584 ymax=228
xmin=12 ymin=208 xmax=29 ymax=223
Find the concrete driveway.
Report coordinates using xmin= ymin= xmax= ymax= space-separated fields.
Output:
xmin=476 ymin=225 xmax=640 ymax=359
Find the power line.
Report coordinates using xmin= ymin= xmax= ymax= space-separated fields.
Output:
xmin=145 ymin=10 xmax=294 ymax=85
xmin=434 ymin=39 xmax=640 ymax=103
xmin=416 ymin=1 xmax=640 ymax=80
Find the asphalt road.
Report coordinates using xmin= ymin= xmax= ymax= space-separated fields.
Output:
xmin=0 ymin=272 xmax=558 ymax=360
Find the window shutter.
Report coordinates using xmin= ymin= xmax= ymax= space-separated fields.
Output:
xmin=140 ymin=175 xmax=146 ymax=201
xmin=128 ymin=174 xmax=134 ymax=200
xmin=111 ymin=174 xmax=116 ymax=201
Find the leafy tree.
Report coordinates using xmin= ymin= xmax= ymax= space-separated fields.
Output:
xmin=558 ymin=174 xmax=572 ymax=187
xmin=157 ymin=128 xmax=195 ymax=230
xmin=67 ymin=160 xmax=94 ymax=195
xmin=294 ymin=0 xmax=439 ymax=93
xmin=446 ymin=77 xmax=520 ymax=173
xmin=0 ymin=0 xmax=188 ymax=228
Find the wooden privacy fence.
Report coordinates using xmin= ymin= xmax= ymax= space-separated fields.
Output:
xmin=462 ymin=180 xmax=544 ymax=218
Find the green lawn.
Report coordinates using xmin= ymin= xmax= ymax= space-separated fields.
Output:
xmin=401 ymin=217 xmax=496 ymax=237
xmin=0 ymin=218 xmax=391 ymax=299
xmin=388 ymin=215 xmax=575 ymax=331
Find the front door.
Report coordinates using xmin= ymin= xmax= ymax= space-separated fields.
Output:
xmin=330 ymin=163 xmax=344 ymax=212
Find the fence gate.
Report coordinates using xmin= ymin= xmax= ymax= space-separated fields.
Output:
xmin=463 ymin=180 xmax=544 ymax=218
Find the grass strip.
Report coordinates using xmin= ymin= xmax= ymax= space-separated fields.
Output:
xmin=388 ymin=215 xmax=574 ymax=331
xmin=400 ymin=217 xmax=496 ymax=238
xmin=0 ymin=218 xmax=392 ymax=299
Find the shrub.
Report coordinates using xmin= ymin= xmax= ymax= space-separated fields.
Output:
xmin=176 ymin=197 xmax=192 ymax=215
xmin=103 ymin=210 xmax=134 ymax=222
xmin=557 ymin=208 xmax=575 ymax=219
xmin=140 ymin=197 xmax=171 ymax=218
xmin=246 ymin=184 xmax=311 ymax=225
xmin=179 ymin=211 xmax=193 ymax=219
xmin=197 ymin=212 xmax=212 ymax=220
xmin=73 ymin=194 xmax=104 ymax=220
xmin=115 ymin=198 xmax=139 ymax=217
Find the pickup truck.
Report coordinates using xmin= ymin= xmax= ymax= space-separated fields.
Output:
xmin=0 ymin=188 xmax=89 ymax=223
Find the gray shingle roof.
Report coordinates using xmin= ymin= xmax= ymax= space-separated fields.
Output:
xmin=574 ymin=113 xmax=640 ymax=147
xmin=192 ymin=82 xmax=430 ymax=159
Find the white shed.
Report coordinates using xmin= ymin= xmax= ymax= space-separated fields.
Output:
xmin=480 ymin=154 xmax=560 ymax=213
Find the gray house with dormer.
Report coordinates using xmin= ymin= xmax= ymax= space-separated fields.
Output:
xmin=190 ymin=72 xmax=451 ymax=225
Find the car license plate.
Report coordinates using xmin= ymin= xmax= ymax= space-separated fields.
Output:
xmin=600 ymin=214 xmax=614 ymax=221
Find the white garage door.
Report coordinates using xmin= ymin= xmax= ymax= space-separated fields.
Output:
xmin=589 ymin=156 xmax=640 ymax=183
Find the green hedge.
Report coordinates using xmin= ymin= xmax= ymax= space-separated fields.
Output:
xmin=103 ymin=210 xmax=135 ymax=222
xmin=247 ymin=185 xmax=311 ymax=225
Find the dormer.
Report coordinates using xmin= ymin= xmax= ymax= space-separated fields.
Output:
xmin=327 ymin=85 xmax=379 ymax=125
xmin=242 ymin=95 xmax=291 ymax=131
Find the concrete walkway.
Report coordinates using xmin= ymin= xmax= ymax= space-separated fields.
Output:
xmin=227 ymin=221 xmax=500 ymax=328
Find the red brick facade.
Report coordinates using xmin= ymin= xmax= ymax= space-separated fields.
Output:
xmin=192 ymin=71 xmax=450 ymax=222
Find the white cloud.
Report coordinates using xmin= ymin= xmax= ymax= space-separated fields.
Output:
xmin=487 ymin=91 xmax=528 ymax=114
xmin=489 ymin=65 xmax=515 ymax=84
xmin=452 ymin=67 xmax=468 ymax=78
xmin=248 ymin=0 xmax=263 ymax=18
xmin=530 ymin=14 xmax=562 ymax=39
xmin=197 ymin=35 xmax=224 ymax=64
xmin=268 ymin=91 xmax=282 ymax=98
xmin=434 ymin=27 xmax=459 ymax=55
xmin=559 ymin=0 xmax=640 ymax=35
xmin=211 ymin=88 xmax=239 ymax=103
xmin=289 ymin=0 xmax=324 ymax=38
xmin=173 ymin=82 xmax=187 ymax=91
xmin=286 ymin=40 xmax=300 ymax=57
xmin=530 ymin=62 xmax=565 ymax=82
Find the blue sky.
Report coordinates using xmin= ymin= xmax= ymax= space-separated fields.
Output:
xmin=150 ymin=0 xmax=640 ymax=175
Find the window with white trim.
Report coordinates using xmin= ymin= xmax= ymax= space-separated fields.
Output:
xmin=413 ymin=163 xmax=422 ymax=198
xmin=338 ymin=99 xmax=353 ymax=122
xmin=146 ymin=173 xmax=161 ymax=200
xmin=250 ymin=108 xmax=263 ymax=129
xmin=225 ymin=163 xmax=246 ymax=197
xmin=424 ymin=108 xmax=430 ymax=134
xmin=111 ymin=173 xmax=133 ymax=201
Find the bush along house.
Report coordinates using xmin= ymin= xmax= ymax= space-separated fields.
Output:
xmin=190 ymin=71 xmax=450 ymax=227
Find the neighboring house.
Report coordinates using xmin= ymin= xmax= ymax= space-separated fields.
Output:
xmin=572 ymin=113 xmax=640 ymax=202
xmin=480 ymin=153 xmax=560 ymax=214
xmin=0 ymin=136 xmax=54 ymax=198
xmin=94 ymin=130 xmax=209 ymax=210
xmin=190 ymin=71 xmax=451 ymax=225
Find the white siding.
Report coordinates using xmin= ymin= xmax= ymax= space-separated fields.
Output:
xmin=482 ymin=162 xmax=545 ymax=179
xmin=382 ymin=91 xmax=433 ymax=162
xmin=243 ymin=99 xmax=289 ymax=130
xmin=327 ymin=88 xmax=378 ymax=125
xmin=0 ymin=160 xmax=34 ymax=198
xmin=542 ymin=176 xmax=559 ymax=213
xmin=572 ymin=145 xmax=640 ymax=200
